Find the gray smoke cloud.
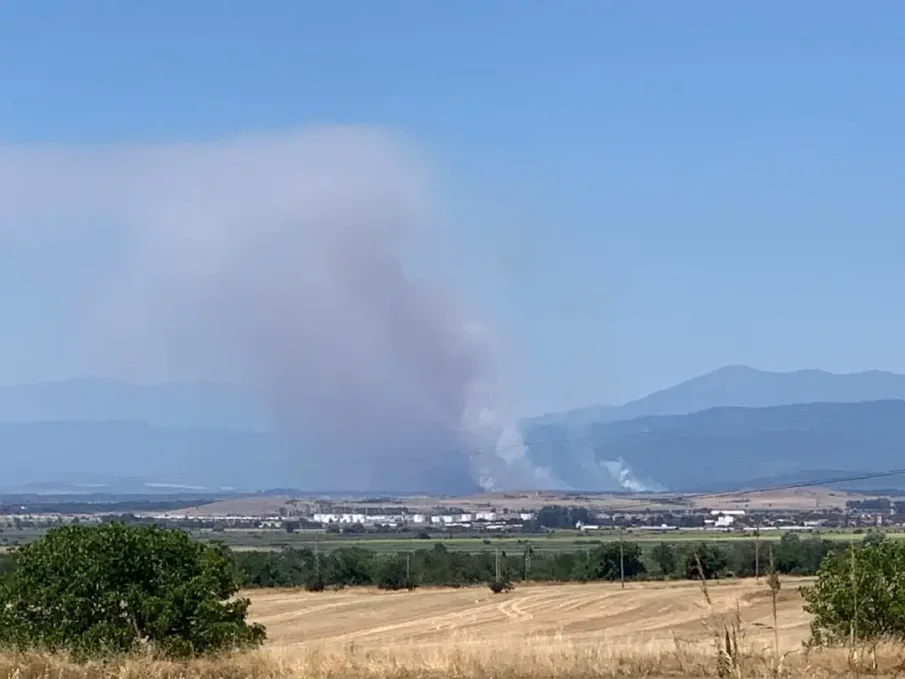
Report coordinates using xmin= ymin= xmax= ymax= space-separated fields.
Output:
xmin=0 ymin=125 xmax=568 ymax=493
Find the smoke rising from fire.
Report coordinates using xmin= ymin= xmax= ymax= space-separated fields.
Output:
xmin=0 ymin=125 xmax=566 ymax=492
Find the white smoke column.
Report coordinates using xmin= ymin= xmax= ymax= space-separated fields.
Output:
xmin=460 ymin=376 xmax=569 ymax=491
xmin=0 ymin=125 xmax=563 ymax=492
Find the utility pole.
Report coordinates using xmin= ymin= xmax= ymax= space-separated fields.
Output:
xmin=850 ymin=538 xmax=857 ymax=648
xmin=755 ymin=521 xmax=761 ymax=580
xmin=495 ymin=548 xmax=502 ymax=584
xmin=524 ymin=546 xmax=532 ymax=581
xmin=619 ymin=527 xmax=625 ymax=589
xmin=314 ymin=536 xmax=321 ymax=577
xmin=406 ymin=553 xmax=411 ymax=583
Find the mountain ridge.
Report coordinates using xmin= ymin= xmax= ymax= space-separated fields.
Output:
xmin=5 ymin=366 xmax=905 ymax=493
xmin=526 ymin=365 xmax=905 ymax=427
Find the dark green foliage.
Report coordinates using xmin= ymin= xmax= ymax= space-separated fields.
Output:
xmin=862 ymin=530 xmax=886 ymax=546
xmin=0 ymin=553 xmax=13 ymax=578
xmin=238 ymin=547 xmax=316 ymax=588
xmin=374 ymin=554 xmax=417 ymax=591
xmin=228 ymin=533 xmax=844 ymax=590
xmin=0 ymin=523 xmax=265 ymax=659
xmin=682 ymin=542 xmax=729 ymax=579
xmin=328 ymin=547 xmax=375 ymax=585
xmin=802 ymin=540 xmax=905 ymax=644
xmin=772 ymin=533 xmax=835 ymax=575
xmin=535 ymin=505 xmax=592 ymax=529
xmin=572 ymin=542 xmax=646 ymax=581
xmin=650 ymin=542 xmax=677 ymax=577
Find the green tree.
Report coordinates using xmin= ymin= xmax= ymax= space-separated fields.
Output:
xmin=571 ymin=543 xmax=645 ymax=581
xmin=650 ymin=542 xmax=677 ymax=577
xmin=0 ymin=523 xmax=265 ymax=658
xmin=682 ymin=542 xmax=728 ymax=579
xmin=802 ymin=540 xmax=905 ymax=644
xmin=374 ymin=554 xmax=417 ymax=590
xmin=327 ymin=547 xmax=375 ymax=586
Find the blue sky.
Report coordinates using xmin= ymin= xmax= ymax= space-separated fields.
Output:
xmin=2 ymin=1 xmax=905 ymax=416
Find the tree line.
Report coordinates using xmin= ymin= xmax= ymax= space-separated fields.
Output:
xmin=234 ymin=532 xmax=846 ymax=590
xmin=0 ymin=531 xmax=855 ymax=590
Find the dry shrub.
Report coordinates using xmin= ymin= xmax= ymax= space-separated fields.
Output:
xmin=1 ymin=640 xmax=905 ymax=679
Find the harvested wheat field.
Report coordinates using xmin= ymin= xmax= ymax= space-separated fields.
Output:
xmin=4 ymin=578 xmax=900 ymax=679
xmin=233 ymin=577 xmax=896 ymax=678
xmin=249 ymin=577 xmax=813 ymax=652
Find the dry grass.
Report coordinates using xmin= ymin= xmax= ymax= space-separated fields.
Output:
xmin=4 ymin=577 xmax=905 ymax=678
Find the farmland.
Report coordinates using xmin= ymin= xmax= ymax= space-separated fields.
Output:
xmin=1 ymin=575 xmax=886 ymax=679
xmin=249 ymin=578 xmax=813 ymax=652
xmin=2 ymin=551 xmax=900 ymax=679
xmin=216 ymin=576 xmax=894 ymax=679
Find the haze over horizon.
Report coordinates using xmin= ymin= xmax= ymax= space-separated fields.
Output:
xmin=6 ymin=363 xmax=905 ymax=417
xmin=3 ymin=2 xmax=905 ymax=492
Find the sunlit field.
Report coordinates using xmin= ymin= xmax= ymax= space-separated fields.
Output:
xmin=5 ymin=577 xmax=904 ymax=678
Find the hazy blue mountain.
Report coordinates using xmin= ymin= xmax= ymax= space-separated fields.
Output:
xmin=524 ymin=366 xmax=905 ymax=429
xmin=523 ymin=404 xmax=614 ymax=428
xmin=5 ymin=400 xmax=905 ymax=494
xmin=7 ymin=367 xmax=904 ymax=433
xmin=5 ymin=369 xmax=905 ymax=493
xmin=612 ymin=365 xmax=905 ymax=419
xmin=0 ymin=378 xmax=270 ymax=430
xmin=522 ymin=399 xmax=905 ymax=492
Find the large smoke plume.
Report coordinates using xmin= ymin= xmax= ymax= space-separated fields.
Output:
xmin=0 ymin=125 xmax=565 ymax=493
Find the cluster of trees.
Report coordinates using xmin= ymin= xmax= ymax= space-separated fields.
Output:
xmin=234 ymin=533 xmax=842 ymax=589
xmin=0 ymin=532 xmax=847 ymax=593
xmin=846 ymin=497 xmax=894 ymax=512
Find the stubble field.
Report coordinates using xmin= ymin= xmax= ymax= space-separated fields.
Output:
xmin=249 ymin=578 xmax=813 ymax=652
xmin=233 ymin=577 xmax=860 ymax=678
xmin=5 ymin=578 xmax=900 ymax=679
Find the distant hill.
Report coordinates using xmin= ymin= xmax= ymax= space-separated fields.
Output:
xmin=525 ymin=366 xmax=905 ymax=428
xmin=522 ymin=399 xmax=905 ymax=492
xmin=5 ymin=399 xmax=905 ymax=494
xmin=612 ymin=365 xmax=905 ymax=419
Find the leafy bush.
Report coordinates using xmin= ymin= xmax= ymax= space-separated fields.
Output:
xmin=374 ymin=555 xmax=417 ymax=591
xmin=802 ymin=540 xmax=905 ymax=644
xmin=0 ymin=523 xmax=266 ymax=659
